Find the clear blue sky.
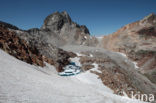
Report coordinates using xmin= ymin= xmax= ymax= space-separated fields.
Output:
xmin=0 ymin=0 xmax=156 ymax=35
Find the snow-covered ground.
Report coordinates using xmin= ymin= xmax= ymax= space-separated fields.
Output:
xmin=0 ymin=49 xmax=146 ymax=103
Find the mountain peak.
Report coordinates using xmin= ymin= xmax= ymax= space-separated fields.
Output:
xmin=41 ymin=11 xmax=72 ymax=31
xmin=144 ymin=13 xmax=156 ymax=19
xmin=61 ymin=11 xmax=68 ymax=15
xmin=141 ymin=13 xmax=156 ymax=24
xmin=146 ymin=13 xmax=155 ymax=17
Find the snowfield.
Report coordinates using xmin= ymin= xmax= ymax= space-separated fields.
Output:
xmin=0 ymin=50 xmax=146 ymax=103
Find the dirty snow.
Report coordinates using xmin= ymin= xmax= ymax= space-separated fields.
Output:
xmin=0 ymin=49 xmax=146 ymax=103
xmin=117 ymin=52 xmax=127 ymax=58
xmin=133 ymin=61 xmax=139 ymax=69
xmin=91 ymin=63 xmax=102 ymax=73
xmin=76 ymin=52 xmax=85 ymax=57
xmin=76 ymin=52 xmax=93 ymax=57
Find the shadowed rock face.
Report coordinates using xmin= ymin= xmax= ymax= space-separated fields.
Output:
xmin=41 ymin=11 xmax=90 ymax=34
xmin=41 ymin=11 xmax=72 ymax=31
xmin=137 ymin=26 xmax=156 ymax=38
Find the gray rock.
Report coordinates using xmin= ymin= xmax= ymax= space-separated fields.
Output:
xmin=41 ymin=11 xmax=72 ymax=32
xmin=40 ymin=11 xmax=97 ymax=47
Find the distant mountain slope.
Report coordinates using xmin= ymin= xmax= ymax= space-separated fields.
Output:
xmin=99 ymin=13 xmax=156 ymax=84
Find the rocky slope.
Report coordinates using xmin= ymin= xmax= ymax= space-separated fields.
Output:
xmin=0 ymin=21 xmax=74 ymax=71
xmin=0 ymin=26 xmax=45 ymax=67
xmin=99 ymin=13 xmax=156 ymax=84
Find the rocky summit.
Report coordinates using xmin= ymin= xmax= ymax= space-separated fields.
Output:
xmin=26 ymin=11 xmax=98 ymax=47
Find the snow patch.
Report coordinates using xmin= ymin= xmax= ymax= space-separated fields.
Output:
xmin=117 ymin=52 xmax=127 ymax=58
xmin=76 ymin=52 xmax=85 ymax=57
xmin=91 ymin=63 xmax=101 ymax=73
xmin=90 ymin=54 xmax=93 ymax=57
xmin=14 ymin=30 xmax=23 ymax=34
xmin=70 ymin=57 xmax=81 ymax=66
xmin=133 ymin=61 xmax=139 ymax=69
xmin=84 ymin=36 xmax=87 ymax=39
